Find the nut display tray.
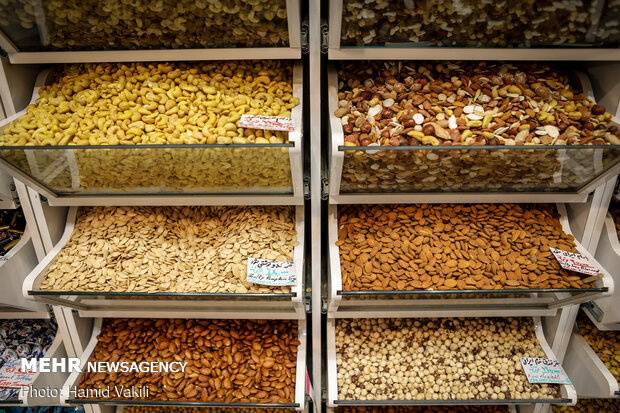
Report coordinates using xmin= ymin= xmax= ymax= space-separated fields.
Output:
xmin=563 ymin=331 xmax=619 ymax=398
xmin=327 ymin=203 xmax=613 ymax=318
xmin=328 ymin=66 xmax=620 ymax=204
xmin=0 ymin=0 xmax=301 ymax=61
xmin=62 ymin=318 xmax=307 ymax=410
xmin=326 ymin=317 xmax=577 ymax=407
xmin=0 ymin=63 xmax=303 ymax=206
xmin=587 ymin=213 xmax=620 ymax=328
xmin=23 ymin=206 xmax=305 ymax=319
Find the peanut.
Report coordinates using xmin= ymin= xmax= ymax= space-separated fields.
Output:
xmin=337 ymin=204 xmax=593 ymax=291
xmin=77 ymin=319 xmax=300 ymax=403
xmin=336 ymin=318 xmax=561 ymax=401
xmin=335 ymin=407 xmax=510 ymax=412
xmin=40 ymin=206 xmax=298 ymax=294
xmin=553 ymin=398 xmax=620 ymax=413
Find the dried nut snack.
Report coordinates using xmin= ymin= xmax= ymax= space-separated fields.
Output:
xmin=335 ymin=407 xmax=510 ymax=412
xmin=340 ymin=0 xmax=611 ymax=47
xmin=576 ymin=312 xmax=620 ymax=385
xmin=553 ymin=398 xmax=620 ymax=413
xmin=77 ymin=319 xmax=299 ymax=403
xmin=125 ymin=408 xmax=297 ymax=413
xmin=336 ymin=61 xmax=619 ymax=147
xmin=336 ymin=318 xmax=561 ymax=401
xmin=337 ymin=204 xmax=593 ymax=291
xmin=0 ymin=0 xmax=288 ymax=50
xmin=1 ymin=61 xmax=299 ymax=146
xmin=40 ymin=206 xmax=298 ymax=294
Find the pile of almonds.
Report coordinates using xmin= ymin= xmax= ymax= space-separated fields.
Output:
xmin=77 ymin=319 xmax=300 ymax=403
xmin=41 ymin=206 xmax=298 ymax=294
xmin=337 ymin=204 xmax=594 ymax=291
xmin=336 ymin=318 xmax=561 ymax=401
xmin=336 ymin=61 xmax=619 ymax=147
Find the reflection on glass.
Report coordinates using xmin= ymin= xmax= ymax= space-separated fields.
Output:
xmin=0 ymin=145 xmax=293 ymax=195
xmin=340 ymin=0 xmax=620 ymax=48
xmin=0 ymin=0 xmax=289 ymax=51
xmin=339 ymin=146 xmax=620 ymax=193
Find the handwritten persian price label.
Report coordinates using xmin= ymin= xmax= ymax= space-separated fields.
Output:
xmin=247 ymin=257 xmax=296 ymax=286
xmin=520 ymin=357 xmax=571 ymax=384
xmin=0 ymin=359 xmax=37 ymax=387
xmin=238 ymin=114 xmax=296 ymax=132
xmin=549 ymin=247 xmax=600 ymax=276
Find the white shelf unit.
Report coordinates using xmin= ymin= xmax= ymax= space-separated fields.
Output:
xmin=325 ymin=317 xmax=577 ymax=408
xmin=0 ymin=0 xmax=302 ymax=63
xmin=585 ymin=213 xmax=620 ymax=330
xmin=0 ymin=62 xmax=305 ymax=206
xmin=60 ymin=318 xmax=308 ymax=411
xmin=563 ymin=331 xmax=619 ymax=399
xmin=22 ymin=205 xmax=306 ymax=319
xmin=327 ymin=203 xmax=614 ymax=318
xmin=0 ymin=5 xmax=310 ymax=410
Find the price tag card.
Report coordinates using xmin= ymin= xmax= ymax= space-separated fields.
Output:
xmin=247 ymin=257 xmax=296 ymax=286
xmin=520 ymin=357 xmax=571 ymax=384
xmin=0 ymin=359 xmax=37 ymax=387
xmin=549 ymin=247 xmax=600 ymax=276
xmin=238 ymin=114 xmax=296 ymax=132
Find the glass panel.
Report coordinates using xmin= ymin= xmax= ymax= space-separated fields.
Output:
xmin=340 ymin=0 xmax=620 ymax=48
xmin=0 ymin=144 xmax=293 ymax=195
xmin=0 ymin=0 xmax=290 ymax=51
xmin=338 ymin=145 xmax=620 ymax=193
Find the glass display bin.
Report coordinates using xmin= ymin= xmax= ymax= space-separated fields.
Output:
xmin=327 ymin=203 xmax=614 ymax=318
xmin=0 ymin=62 xmax=304 ymax=206
xmin=328 ymin=0 xmax=620 ymax=59
xmin=61 ymin=318 xmax=308 ymax=410
xmin=0 ymin=0 xmax=302 ymax=62
xmin=328 ymin=66 xmax=620 ymax=204
xmin=23 ymin=206 xmax=306 ymax=319
xmin=326 ymin=317 xmax=577 ymax=407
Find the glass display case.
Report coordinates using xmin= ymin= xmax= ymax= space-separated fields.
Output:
xmin=0 ymin=62 xmax=304 ymax=205
xmin=328 ymin=66 xmax=620 ymax=203
xmin=0 ymin=0 xmax=302 ymax=62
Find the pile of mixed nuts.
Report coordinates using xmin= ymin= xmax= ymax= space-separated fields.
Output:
xmin=336 ymin=62 xmax=619 ymax=147
xmin=336 ymin=318 xmax=561 ymax=401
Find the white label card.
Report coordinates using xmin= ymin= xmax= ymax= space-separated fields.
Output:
xmin=0 ymin=359 xmax=37 ymax=387
xmin=238 ymin=114 xmax=296 ymax=132
xmin=520 ymin=357 xmax=571 ymax=384
xmin=549 ymin=247 xmax=600 ymax=276
xmin=247 ymin=257 xmax=296 ymax=286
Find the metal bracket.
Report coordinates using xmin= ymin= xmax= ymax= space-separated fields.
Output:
xmin=583 ymin=301 xmax=603 ymax=322
xmin=301 ymin=18 xmax=309 ymax=54
xmin=320 ymin=21 xmax=329 ymax=54
xmin=321 ymin=296 xmax=328 ymax=314
xmin=320 ymin=177 xmax=329 ymax=200
xmin=303 ymin=175 xmax=311 ymax=200
xmin=9 ymin=182 xmax=20 ymax=206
